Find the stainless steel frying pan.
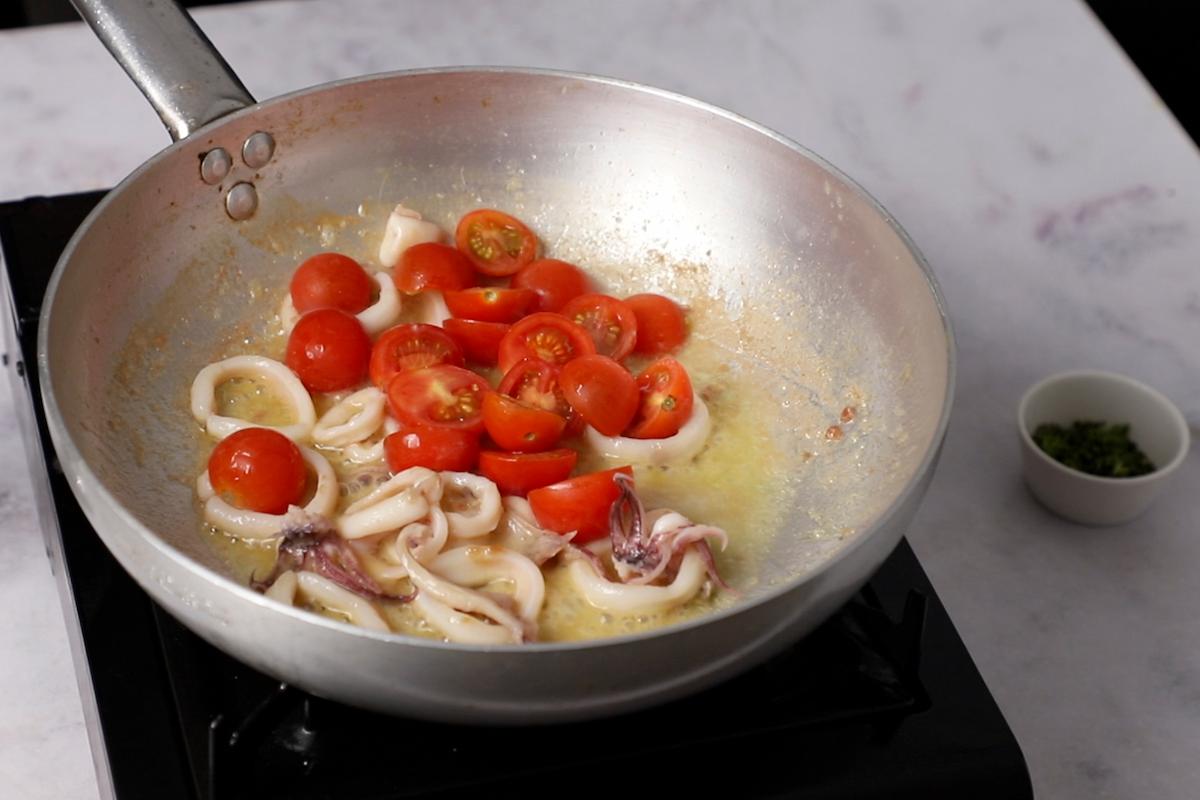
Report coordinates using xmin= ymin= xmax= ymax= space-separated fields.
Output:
xmin=39 ymin=0 xmax=954 ymax=723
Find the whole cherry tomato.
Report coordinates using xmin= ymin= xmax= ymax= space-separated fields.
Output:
xmin=558 ymin=355 xmax=639 ymax=436
xmin=285 ymin=308 xmax=371 ymax=392
xmin=455 ymin=209 xmax=538 ymax=276
xmin=207 ymin=427 xmax=307 ymax=514
xmin=290 ymin=252 xmax=373 ymax=314
xmin=528 ymin=466 xmax=634 ymax=543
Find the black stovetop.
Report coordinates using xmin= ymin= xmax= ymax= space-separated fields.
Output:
xmin=1 ymin=190 xmax=1032 ymax=800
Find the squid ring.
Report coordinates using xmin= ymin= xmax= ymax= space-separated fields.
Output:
xmin=431 ymin=545 xmax=546 ymax=625
xmin=584 ymin=393 xmax=711 ymax=465
xmin=190 ymin=355 xmax=316 ymax=442
xmin=337 ymin=467 xmax=440 ymax=540
xmin=264 ymin=569 xmax=389 ymax=632
xmin=378 ymin=204 xmax=444 ymax=268
xmin=197 ymin=446 xmax=337 ymax=540
xmin=566 ymin=547 xmax=708 ymax=615
xmin=312 ymin=387 xmax=386 ymax=448
xmin=438 ymin=471 xmax=502 ymax=538
xmin=344 ymin=416 xmax=399 ymax=465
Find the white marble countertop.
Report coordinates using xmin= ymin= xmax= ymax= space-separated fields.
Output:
xmin=1 ymin=1 xmax=1197 ymax=797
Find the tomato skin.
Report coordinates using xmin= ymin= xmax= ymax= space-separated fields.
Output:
xmin=443 ymin=287 xmax=537 ymax=323
xmin=560 ymin=293 xmax=638 ymax=361
xmin=384 ymin=425 xmax=480 ymax=472
xmin=481 ymin=392 xmax=566 ymax=452
xmin=512 ymin=258 xmax=590 ymax=312
xmin=395 ymin=243 xmax=476 ymax=294
xmin=478 ymin=449 xmax=578 ymax=496
xmin=285 ymin=308 xmax=371 ymax=392
xmin=442 ymin=318 xmax=509 ymax=365
xmin=528 ymin=466 xmax=634 ymax=543
xmin=497 ymin=358 xmax=582 ymax=435
xmin=558 ymin=355 xmax=639 ymax=436
xmin=497 ymin=312 xmax=596 ymax=373
xmin=369 ymin=323 xmax=464 ymax=388
xmin=208 ymin=428 xmax=307 ymax=515
xmin=625 ymin=293 xmax=687 ymax=355
xmin=290 ymin=252 xmax=373 ymax=314
xmin=455 ymin=209 xmax=538 ymax=276
xmin=627 ymin=357 xmax=694 ymax=439
xmin=386 ymin=365 xmax=489 ymax=433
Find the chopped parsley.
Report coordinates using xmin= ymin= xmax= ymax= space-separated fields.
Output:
xmin=1032 ymin=421 xmax=1155 ymax=478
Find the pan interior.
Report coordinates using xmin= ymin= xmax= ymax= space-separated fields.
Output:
xmin=44 ymin=71 xmax=949 ymax=619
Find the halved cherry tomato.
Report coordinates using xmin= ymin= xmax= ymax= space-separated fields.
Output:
xmin=528 ymin=466 xmax=634 ymax=543
xmin=442 ymin=318 xmax=509 ymax=365
xmin=455 ymin=209 xmax=538 ymax=276
xmin=512 ymin=258 xmax=590 ymax=312
xmin=560 ymin=293 xmax=638 ymax=361
xmin=285 ymin=308 xmax=371 ymax=392
xmin=386 ymin=365 xmax=489 ymax=433
xmin=497 ymin=312 xmax=595 ymax=373
xmin=369 ymin=323 xmax=464 ymax=388
xmin=394 ymin=243 xmax=476 ymax=294
xmin=625 ymin=293 xmax=687 ymax=355
xmin=627 ymin=357 xmax=694 ymax=439
xmin=478 ymin=449 xmax=577 ymax=496
xmin=497 ymin=358 xmax=581 ymax=435
xmin=481 ymin=392 xmax=566 ymax=452
xmin=559 ymin=355 xmax=639 ymax=436
xmin=290 ymin=252 xmax=373 ymax=314
xmin=207 ymin=427 xmax=307 ymax=514
xmin=384 ymin=425 xmax=480 ymax=472
xmin=443 ymin=287 xmax=537 ymax=323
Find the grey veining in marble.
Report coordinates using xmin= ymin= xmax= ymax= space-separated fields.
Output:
xmin=1 ymin=1 xmax=1197 ymax=798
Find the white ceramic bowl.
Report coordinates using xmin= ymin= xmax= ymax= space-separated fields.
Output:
xmin=1017 ymin=370 xmax=1190 ymax=525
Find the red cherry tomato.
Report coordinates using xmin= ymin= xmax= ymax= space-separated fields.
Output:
xmin=285 ymin=308 xmax=371 ymax=392
xmin=627 ymin=357 xmax=694 ymax=439
xmin=394 ymin=243 xmax=476 ymax=294
xmin=481 ymin=392 xmax=566 ymax=452
xmin=511 ymin=258 xmax=590 ymax=312
xmin=558 ymin=355 xmax=639 ymax=436
xmin=625 ymin=293 xmax=687 ymax=355
xmin=497 ymin=358 xmax=582 ymax=435
xmin=478 ymin=449 xmax=578 ymax=496
xmin=497 ymin=312 xmax=596 ymax=373
xmin=207 ymin=428 xmax=307 ymax=515
xmin=442 ymin=318 xmax=509 ymax=365
xmin=443 ymin=287 xmax=537 ymax=323
xmin=290 ymin=252 xmax=373 ymax=314
xmin=384 ymin=425 xmax=480 ymax=472
xmin=560 ymin=293 xmax=638 ymax=361
xmin=528 ymin=466 xmax=634 ymax=543
xmin=369 ymin=323 xmax=464 ymax=388
xmin=386 ymin=365 xmax=489 ymax=433
xmin=455 ymin=209 xmax=538 ymax=276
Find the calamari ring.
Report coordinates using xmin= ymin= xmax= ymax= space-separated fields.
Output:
xmin=196 ymin=446 xmax=337 ymax=540
xmin=438 ymin=472 xmax=502 ymax=539
xmin=344 ymin=416 xmax=399 ymax=465
xmin=583 ymin=393 xmax=711 ymax=465
xmin=190 ymin=355 xmax=316 ymax=442
xmin=566 ymin=547 xmax=708 ymax=615
xmin=431 ymin=545 xmax=546 ymax=626
xmin=264 ymin=569 xmax=389 ymax=632
xmin=337 ymin=467 xmax=440 ymax=540
xmin=378 ymin=203 xmax=444 ymax=268
xmin=312 ymin=387 xmax=386 ymax=448
xmin=411 ymin=591 xmax=516 ymax=645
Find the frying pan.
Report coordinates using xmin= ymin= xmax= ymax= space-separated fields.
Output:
xmin=39 ymin=0 xmax=954 ymax=723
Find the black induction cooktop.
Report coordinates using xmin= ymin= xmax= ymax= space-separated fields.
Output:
xmin=1 ymin=190 xmax=1032 ymax=800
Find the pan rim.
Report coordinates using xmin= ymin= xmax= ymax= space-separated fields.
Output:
xmin=37 ymin=65 xmax=956 ymax=654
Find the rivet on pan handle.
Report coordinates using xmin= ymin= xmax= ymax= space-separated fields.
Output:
xmin=68 ymin=0 xmax=256 ymax=142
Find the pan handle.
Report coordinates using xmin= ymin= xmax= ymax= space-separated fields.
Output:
xmin=70 ymin=0 xmax=255 ymax=141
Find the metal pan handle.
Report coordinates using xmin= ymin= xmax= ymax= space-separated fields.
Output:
xmin=70 ymin=0 xmax=255 ymax=141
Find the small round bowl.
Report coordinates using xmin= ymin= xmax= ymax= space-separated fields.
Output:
xmin=1017 ymin=370 xmax=1190 ymax=525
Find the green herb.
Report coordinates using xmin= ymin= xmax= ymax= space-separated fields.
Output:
xmin=1032 ymin=420 xmax=1155 ymax=478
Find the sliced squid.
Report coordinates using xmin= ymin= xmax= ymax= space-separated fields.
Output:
xmin=197 ymin=446 xmax=338 ymax=540
xmin=279 ymin=271 xmax=402 ymax=337
xmin=583 ymin=392 xmax=711 ymax=465
xmin=431 ymin=545 xmax=546 ymax=627
xmin=566 ymin=547 xmax=708 ymax=615
xmin=411 ymin=591 xmax=517 ymax=646
xmin=263 ymin=569 xmax=389 ymax=632
xmin=190 ymin=355 xmax=316 ymax=442
xmin=344 ymin=416 xmax=399 ymax=465
xmin=439 ymin=472 xmax=502 ymax=539
xmin=409 ymin=289 xmax=452 ymax=326
xmin=395 ymin=525 xmax=527 ymax=643
xmin=312 ymin=387 xmax=386 ymax=448
xmin=378 ymin=204 xmax=443 ymax=268
xmin=337 ymin=467 xmax=441 ymax=540
xmin=494 ymin=497 xmax=571 ymax=565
